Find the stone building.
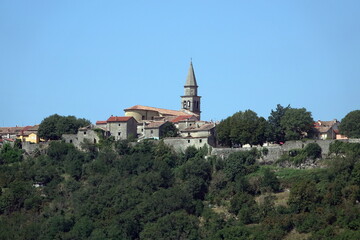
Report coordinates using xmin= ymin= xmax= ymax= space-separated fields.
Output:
xmin=105 ymin=116 xmax=138 ymax=140
xmin=314 ymin=120 xmax=340 ymax=140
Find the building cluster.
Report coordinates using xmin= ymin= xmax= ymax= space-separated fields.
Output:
xmin=62 ymin=62 xmax=216 ymax=150
xmin=0 ymin=62 xmax=348 ymax=151
xmin=313 ymin=120 xmax=347 ymax=140
xmin=0 ymin=125 xmax=42 ymax=146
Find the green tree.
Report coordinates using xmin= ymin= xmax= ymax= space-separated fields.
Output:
xmin=216 ymin=110 xmax=268 ymax=147
xmin=288 ymin=180 xmax=318 ymax=212
xmin=280 ymin=108 xmax=314 ymax=141
xmin=160 ymin=122 xmax=179 ymax=138
xmin=339 ymin=110 xmax=360 ymax=138
xmin=267 ymin=104 xmax=290 ymax=143
xmin=140 ymin=210 xmax=199 ymax=240
xmin=0 ymin=143 xmax=23 ymax=164
xmin=38 ymin=114 xmax=91 ymax=140
xmin=223 ymin=150 xmax=259 ymax=181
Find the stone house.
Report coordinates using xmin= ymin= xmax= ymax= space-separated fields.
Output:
xmin=170 ymin=115 xmax=199 ymax=131
xmin=143 ymin=121 xmax=169 ymax=140
xmin=95 ymin=116 xmax=138 ymax=140
xmin=314 ymin=120 xmax=340 ymax=140
xmin=62 ymin=125 xmax=107 ymax=148
xmin=180 ymin=122 xmax=216 ymax=138
xmin=0 ymin=126 xmax=23 ymax=139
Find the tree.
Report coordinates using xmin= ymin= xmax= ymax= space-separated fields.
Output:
xmin=340 ymin=110 xmax=360 ymax=138
xmin=160 ymin=122 xmax=178 ymax=138
xmin=216 ymin=110 xmax=268 ymax=147
xmin=38 ymin=114 xmax=91 ymax=140
xmin=140 ymin=210 xmax=199 ymax=240
xmin=280 ymin=108 xmax=314 ymax=141
xmin=267 ymin=104 xmax=290 ymax=143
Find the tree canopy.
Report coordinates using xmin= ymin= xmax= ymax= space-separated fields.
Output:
xmin=340 ymin=110 xmax=360 ymax=138
xmin=280 ymin=108 xmax=314 ymax=141
xmin=38 ymin=114 xmax=91 ymax=140
xmin=216 ymin=110 xmax=267 ymax=147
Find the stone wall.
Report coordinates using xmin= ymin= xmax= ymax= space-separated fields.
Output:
xmin=21 ymin=141 xmax=49 ymax=154
xmin=164 ymin=137 xmax=212 ymax=152
xmin=211 ymin=139 xmax=346 ymax=163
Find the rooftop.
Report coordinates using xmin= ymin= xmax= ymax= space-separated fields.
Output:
xmin=124 ymin=105 xmax=188 ymax=117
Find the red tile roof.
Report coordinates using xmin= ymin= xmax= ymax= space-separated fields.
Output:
xmin=107 ymin=116 xmax=133 ymax=122
xmin=170 ymin=115 xmax=196 ymax=123
xmin=124 ymin=105 xmax=188 ymax=117
xmin=96 ymin=121 xmax=107 ymax=125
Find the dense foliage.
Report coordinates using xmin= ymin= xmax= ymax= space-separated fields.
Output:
xmin=339 ymin=110 xmax=360 ymax=138
xmin=216 ymin=105 xmax=314 ymax=147
xmin=38 ymin=114 xmax=91 ymax=140
xmin=216 ymin=110 xmax=267 ymax=147
xmin=1 ymin=139 xmax=360 ymax=239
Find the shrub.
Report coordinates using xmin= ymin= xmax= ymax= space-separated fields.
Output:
xmin=304 ymin=143 xmax=322 ymax=159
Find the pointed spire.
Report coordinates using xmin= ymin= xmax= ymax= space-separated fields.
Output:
xmin=185 ymin=60 xmax=198 ymax=87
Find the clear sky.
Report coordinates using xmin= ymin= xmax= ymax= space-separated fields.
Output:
xmin=1 ymin=0 xmax=359 ymax=126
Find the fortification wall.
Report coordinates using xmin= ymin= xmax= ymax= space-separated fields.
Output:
xmin=21 ymin=141 xmax=49 ymax=154
xmin=211 ymin=139 xmax=345 ymax=163
xmin=164 ymin=137 xmax=211 ymax=152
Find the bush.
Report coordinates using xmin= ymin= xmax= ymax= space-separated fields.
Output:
xmin=304 ymin=143 xmax=322 ymax=159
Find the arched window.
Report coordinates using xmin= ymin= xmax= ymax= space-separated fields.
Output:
xmin=187 ymin=101 xmax=191 ymax=108
xmin=183 ymin=101 xmax=187 ymax=108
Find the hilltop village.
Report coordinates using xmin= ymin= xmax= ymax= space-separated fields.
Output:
xmin=1 ymin=62 xmax=215 ymax=152
xmin=0 ymin=62 xmax=353 ymax=155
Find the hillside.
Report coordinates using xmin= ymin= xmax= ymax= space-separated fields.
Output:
xmin=0 ymin=140 xmax=360 ymax=240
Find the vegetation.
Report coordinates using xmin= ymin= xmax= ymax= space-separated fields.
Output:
xmin=1 ymin=137 xmax=360 ymax=239
xmin=216 ymin=105 xmax=314 ymax=147
xmin=339 ymin=110 xmax=360 ymax=138
xmin=38 ymin=114 xmax=91 ymax=140
xmin=216 ymin=110 xmax=267 ymax=147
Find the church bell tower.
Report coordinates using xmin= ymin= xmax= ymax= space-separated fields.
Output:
xmin=181 ymin=61 xmax=201 ymax=118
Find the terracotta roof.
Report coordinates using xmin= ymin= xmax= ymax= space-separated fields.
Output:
xmin=107 ymin=116 xmax=134 ymax=122
xmin=0 ymin=127 xmax=23 ymax=135
xmin=182 ymin=123 xmax=215 ymax=132
xmin=315 ymin=120 xmax=338 ymax=127
xmin=170 ymin=115 xmax=197 ymax=123
xmin=124 ymin=105 xmax=188 ymax=117
xmin=96 ymin=121 xmax=107 ymax=125
xmin=145 ymin=121 xmax=167 ymax=129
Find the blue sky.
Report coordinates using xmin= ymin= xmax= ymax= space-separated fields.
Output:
xmin=1 ymin=1 xmax=359 ymax=126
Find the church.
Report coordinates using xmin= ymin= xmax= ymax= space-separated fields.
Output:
xmin=124 ymin=61 xmax=202 ymax=122
xmin=63 ymin=62 xmax=216 ymax=151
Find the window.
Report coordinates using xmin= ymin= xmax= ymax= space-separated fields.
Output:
xmin=142 ymin=116 xmax=145 ymax=120
xmin=118 ymin=124 xmax=121 ymax=126
xmin=84 ymin=131 xmax=86 ymax=135
xmin=187 ymin=101 xmax=191 ymax=108
xmin=118 ymin=132 xmax=121 ymax=136
xmin=70 ymin=140 xmax=73 ymax=143
xmin=151 ymin=130 xmax=153 ymax=134
xmin=94 ymin=139 xmax=97 ymax=144
xmin=188 ymin=140 xmax=191 ymax=143
xmin=183 ymin=101 xmax=187 ymax=108
xmin=199 ymin=139 xmax=202 ymax=143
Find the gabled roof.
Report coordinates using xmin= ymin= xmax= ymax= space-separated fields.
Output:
xmin=170 ymin=115 xmax=197 ymax=123
xmin=182 ymin=123 xmax=215 ymax=132
xmin=107 ymin=116 xmax=134 ymax=122
xmin=124 ymin=105 xmax=187 ymax=117
xmin=0 ymin=127 xmax=23 ymax=135
xmin=96 ymin=121 xmax=107 ymax=125
xmin=185 ymin=61 xmax=198 ymax=87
